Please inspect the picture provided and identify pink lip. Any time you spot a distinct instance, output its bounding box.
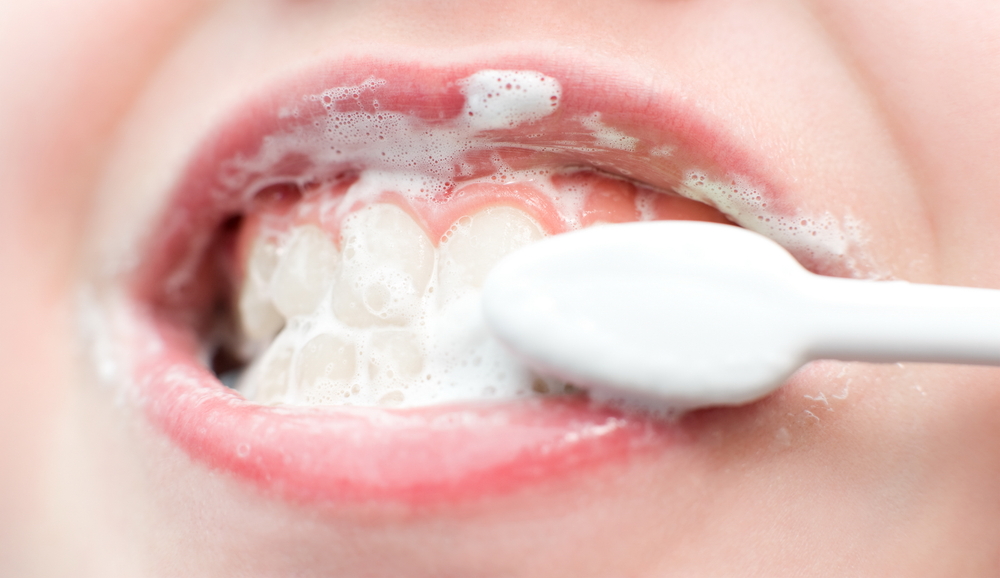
[124,55,788,505]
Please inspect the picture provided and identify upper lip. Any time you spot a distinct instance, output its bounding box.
[111,53,810,505]
[132,54,787,310]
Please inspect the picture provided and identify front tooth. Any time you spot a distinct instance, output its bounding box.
[438,205,545,295]
[270,225,339,319]
[333,204,434,326]
[295,332,356,402]
[238,236,284,343]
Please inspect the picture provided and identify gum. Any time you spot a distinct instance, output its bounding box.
[237,169,729,264]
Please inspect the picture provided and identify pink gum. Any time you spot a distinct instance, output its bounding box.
[235,172,733,275]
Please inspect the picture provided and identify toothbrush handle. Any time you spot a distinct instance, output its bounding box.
[804,276,1000,365]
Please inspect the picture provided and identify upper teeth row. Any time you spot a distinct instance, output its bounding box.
[236,202,556,407]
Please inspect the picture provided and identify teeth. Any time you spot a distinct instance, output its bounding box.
[243,332,296,404]
[377,390,406,407]
[368,330,424,407]
[332,204,434,327]
[270,225,340,319]
[295,332,356,401]
[438,206,545,296]
[238,236,284,343]
[368,329,424,380]
[238,201,551,408]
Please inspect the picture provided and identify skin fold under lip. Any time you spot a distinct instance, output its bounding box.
[96,54,857,505]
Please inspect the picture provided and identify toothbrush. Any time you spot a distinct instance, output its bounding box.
[481,221,1000,410]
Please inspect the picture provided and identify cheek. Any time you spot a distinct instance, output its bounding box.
[0,0,218,561]
[3,0,212,280]
[812,0,1000,285]
[0,0,205,402]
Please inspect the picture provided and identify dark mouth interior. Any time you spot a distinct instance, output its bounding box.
[204,213,250,387]
[195,187,308,387]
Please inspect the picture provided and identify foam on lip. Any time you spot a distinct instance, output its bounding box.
[578,112,639,152]
[459,70,562,131]
[676,171,878,279]
[237,69,565,202]
[219,70,870,278]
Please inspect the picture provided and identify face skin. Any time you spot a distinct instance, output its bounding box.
[4,0,1000,575]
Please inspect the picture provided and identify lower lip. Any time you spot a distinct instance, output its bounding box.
[131,307,680,504]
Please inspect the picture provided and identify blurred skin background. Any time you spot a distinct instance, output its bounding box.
[3,0,1000,575]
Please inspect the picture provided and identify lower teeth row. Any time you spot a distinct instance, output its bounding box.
[235,202,567,408]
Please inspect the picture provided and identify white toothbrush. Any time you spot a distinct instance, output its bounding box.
[482,221,1000,410]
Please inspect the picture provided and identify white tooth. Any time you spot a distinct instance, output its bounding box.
[239,204,549,409]
[295,332,356,402]
[270,225,339,319]
[438,206,545,294]
[333,204,434,326]
[377,390,406,407]
[368,330,424,380]
[238,236,283,342]
[241,332,295,404]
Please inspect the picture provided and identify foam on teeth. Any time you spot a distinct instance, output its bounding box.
[270,225,339,319]
[333,204,434,327]
[297,332,355,401]
[237,201,554,408]
[438,206,546,298]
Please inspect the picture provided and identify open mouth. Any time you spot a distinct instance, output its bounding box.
[87,55,865,504]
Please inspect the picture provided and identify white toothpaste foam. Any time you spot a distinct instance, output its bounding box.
[459,70,562,131]
[238,201,559,408]
[676,170,879,278]
[579,112,639,152]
